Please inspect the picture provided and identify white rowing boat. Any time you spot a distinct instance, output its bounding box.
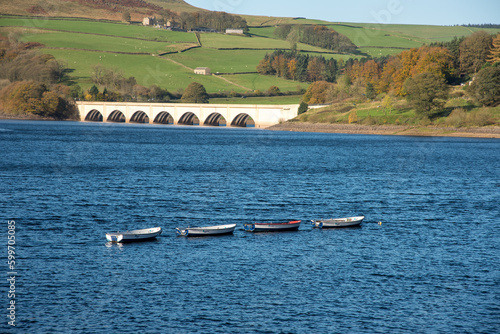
[176,224,237,237]
[311,216,364,228]
[106,227,162,242]
[244,220,301,232]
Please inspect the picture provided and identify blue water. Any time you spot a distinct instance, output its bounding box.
[1,120,499,333]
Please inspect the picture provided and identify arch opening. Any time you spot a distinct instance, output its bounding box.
[154,111,174,125]
[178,112,200,126]
[231,113,255,127]
[107,110,126,123]
[204,113,227,127]
[85,109,103,122]
[130,110,149,124]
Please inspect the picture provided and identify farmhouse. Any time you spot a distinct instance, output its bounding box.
[142,17,156,26]
[194,67,211,75]
[226,28,244,35]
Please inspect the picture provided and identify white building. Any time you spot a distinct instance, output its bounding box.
[143,17,156,26]
[226,28,244,35]
[194,67,211,75]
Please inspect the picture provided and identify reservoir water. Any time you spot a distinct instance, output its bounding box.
[1,120,499,333]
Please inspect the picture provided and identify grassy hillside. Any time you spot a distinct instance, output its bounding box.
[0,0,200,21]
[0,15,315,95]
[251,24,500,57]
[294,95,500,129]
[1,0,498,104]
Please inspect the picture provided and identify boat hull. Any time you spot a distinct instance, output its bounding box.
[176,224,236,237]
[244,220,301,232]
[106,227,162,242]
[311,216,364,228]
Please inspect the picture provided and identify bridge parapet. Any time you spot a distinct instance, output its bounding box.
[76,102,299,128]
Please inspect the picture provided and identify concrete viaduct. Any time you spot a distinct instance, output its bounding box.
[77,102,299,128]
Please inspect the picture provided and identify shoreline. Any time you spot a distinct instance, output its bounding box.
[267,122,500,139]
[2,115,500,139]
[0,113,79,122]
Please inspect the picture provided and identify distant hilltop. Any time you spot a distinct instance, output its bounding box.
[0,0,201,22]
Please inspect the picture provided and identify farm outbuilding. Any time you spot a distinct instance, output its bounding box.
[194,67,211,75]
[225,28,244,35]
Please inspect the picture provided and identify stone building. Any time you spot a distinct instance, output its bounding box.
[194,67,211,75]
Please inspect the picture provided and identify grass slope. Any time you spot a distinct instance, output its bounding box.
[1,15,321,96]
[0,0,198,21]
[1,1,498,104]
[0,17,197,42]
[20,30,179,54]
[295,97,500,129]
[44,49,241,93]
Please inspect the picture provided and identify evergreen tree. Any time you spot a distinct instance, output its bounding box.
[89,85,99,99]
[298,101,309,114]
[366,82,376,100]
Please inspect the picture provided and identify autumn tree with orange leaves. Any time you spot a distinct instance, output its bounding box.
[378,46,454,95]
[487,33,500,65]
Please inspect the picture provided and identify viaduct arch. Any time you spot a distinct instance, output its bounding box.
[77,102,299,128]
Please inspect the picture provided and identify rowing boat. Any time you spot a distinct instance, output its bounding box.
[106,227,162,242]
[311,216,364,228]
[176,224,237,237]
[244,220,301,232]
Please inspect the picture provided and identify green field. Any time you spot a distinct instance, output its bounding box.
[200,33,290,49]
[2,14,497,99]
[20,30,179,54]
[220,73,307,92]
[331,23,500,46]
[0,17,197,42]
[44,49,241,93]
[210,95,303,105]
[168,48,270,73]
[200,32,334,53]
[248,27,277,39]
[250,22,500,56]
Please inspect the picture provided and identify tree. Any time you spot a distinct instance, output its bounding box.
[256,55,273,75]
[365,82,376,100]
[302,81,334,104]
[288,58,298,81]
[410,46,454,80]
[181,82,208,103]
[307,57,326,82]
[0,80,75,119]
[88,85,99,99]
[348,111,358,124]
[122,11,131,23]
[69,85,82,99]
[382,94,393,113]
[459,31,493,75]
[403,72,449,116]
[487,33,500,65]
[378,56,401,94]
[298,101,308,115]
[149,85,170,102]
[271,54,287,78]
[267,85,281,96]
[469,66,500,106]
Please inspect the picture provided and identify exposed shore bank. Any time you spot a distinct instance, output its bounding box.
[2,114,499,139]
[268,122,500,139]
